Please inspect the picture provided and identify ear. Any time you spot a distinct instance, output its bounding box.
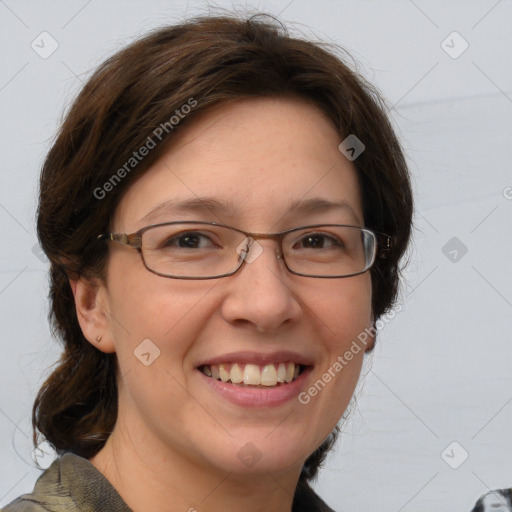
[363,314,376,353]
[69,275,116,354]
[364,331,376,352]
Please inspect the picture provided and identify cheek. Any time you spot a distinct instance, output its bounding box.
[104,252,206,365]
[300,275,372,429]
[317,274,373,343]
[104,267,212,422]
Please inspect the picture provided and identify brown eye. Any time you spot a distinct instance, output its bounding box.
[294,233,343,249]
[162,231,217,249]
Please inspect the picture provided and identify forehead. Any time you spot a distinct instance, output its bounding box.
[113,97,363,231]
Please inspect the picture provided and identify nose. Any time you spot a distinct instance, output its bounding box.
[219,238,302,332]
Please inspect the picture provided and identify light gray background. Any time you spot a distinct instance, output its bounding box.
[1,1,511,511]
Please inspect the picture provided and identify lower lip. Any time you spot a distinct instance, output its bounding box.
[198,367,312,408]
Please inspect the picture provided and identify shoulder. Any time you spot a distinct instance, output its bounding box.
[1,498,54,512]
[293,479,336,512]
[1,454,79,512]
[2,452,131,512]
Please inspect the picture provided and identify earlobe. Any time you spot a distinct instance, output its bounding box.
[363,314,376,353]
[364,330,376,352]
[69,275,116,354]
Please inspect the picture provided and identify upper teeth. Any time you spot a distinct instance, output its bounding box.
[201,362,301,386]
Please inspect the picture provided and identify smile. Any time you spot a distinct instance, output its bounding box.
[199,362,305,387]
[195,351,314,407]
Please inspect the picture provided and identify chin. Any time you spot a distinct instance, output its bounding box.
[196,427,319,476]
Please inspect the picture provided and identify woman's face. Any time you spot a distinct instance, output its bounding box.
[96,97,373,476]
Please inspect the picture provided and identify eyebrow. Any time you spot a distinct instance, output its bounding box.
[287,197,361,223]
[139,197,234,224]
[139,196,362,225]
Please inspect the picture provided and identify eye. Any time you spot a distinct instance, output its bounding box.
[164,231,218,249]
[293,232,344,250]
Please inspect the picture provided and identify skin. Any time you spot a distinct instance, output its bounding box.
[71,97,375,512]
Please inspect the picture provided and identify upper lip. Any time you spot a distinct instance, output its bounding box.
[195,350,314,367]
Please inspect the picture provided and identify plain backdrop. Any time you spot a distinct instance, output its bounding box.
[1,1,511,511]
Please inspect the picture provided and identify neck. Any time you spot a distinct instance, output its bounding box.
[88,408,303,512]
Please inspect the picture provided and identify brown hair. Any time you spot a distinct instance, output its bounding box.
[33,12,413,499]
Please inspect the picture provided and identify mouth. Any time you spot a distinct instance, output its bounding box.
[195,352,314,407]
[198,362,307,388]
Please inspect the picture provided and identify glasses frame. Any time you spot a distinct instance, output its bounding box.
[97,220,391,280]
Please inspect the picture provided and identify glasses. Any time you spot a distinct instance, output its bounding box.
[97,221,391,279]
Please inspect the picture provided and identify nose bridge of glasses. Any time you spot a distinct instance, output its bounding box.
[237,232,283,263]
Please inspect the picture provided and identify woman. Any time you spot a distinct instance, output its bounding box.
[2,13,413,512]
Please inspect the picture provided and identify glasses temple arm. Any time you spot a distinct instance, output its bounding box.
[97,233,142,248]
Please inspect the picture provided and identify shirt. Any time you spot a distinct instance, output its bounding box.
[1,452,335,512]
